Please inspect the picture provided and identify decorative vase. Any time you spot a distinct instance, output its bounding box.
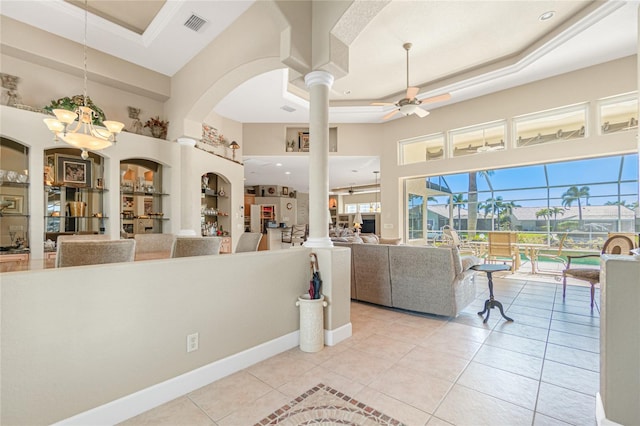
[150,126,163,138]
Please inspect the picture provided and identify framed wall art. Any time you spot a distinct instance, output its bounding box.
[0,195,23,214]
[56,155,92,187]
[298,131,310,152]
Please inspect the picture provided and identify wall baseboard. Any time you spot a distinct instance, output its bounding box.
[54,331,300,426]
[325,322,352,346]
[596,392,623,426]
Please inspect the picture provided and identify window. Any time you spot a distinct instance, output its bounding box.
[408,194,424,239]
[450,122,505,157]
[344,203,380,213]
[399,133,445,164]
[599,92,638,135]
[514,103,587,147]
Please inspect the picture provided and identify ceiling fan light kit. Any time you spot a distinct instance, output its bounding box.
[373,42,450,120]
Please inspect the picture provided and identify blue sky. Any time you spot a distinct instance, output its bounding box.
[429,154,639,208]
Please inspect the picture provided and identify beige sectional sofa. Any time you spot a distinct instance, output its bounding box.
[334,242,479,317]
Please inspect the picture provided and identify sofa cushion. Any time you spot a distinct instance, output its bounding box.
[351,244,392,305]
[379,237,402,245]
[388,245,458,316]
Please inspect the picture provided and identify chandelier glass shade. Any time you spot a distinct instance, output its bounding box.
[42,0,123,157]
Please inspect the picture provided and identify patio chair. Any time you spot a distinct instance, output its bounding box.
[562,234,635,308]
[485,231,519,272]
[535,233,568,276]
[170,236,222,258]
[607,232,638,249]
[441,225,475,255]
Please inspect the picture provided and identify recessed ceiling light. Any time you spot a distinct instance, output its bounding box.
[343,90,351,95]
[539,11,555,21]
[276,163,282,167]
[280,105,296,112]
[285,171,291,175]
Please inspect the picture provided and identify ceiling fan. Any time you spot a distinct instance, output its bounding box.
[372,42,451,120]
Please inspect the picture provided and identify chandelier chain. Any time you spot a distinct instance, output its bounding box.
[83,0,88,107]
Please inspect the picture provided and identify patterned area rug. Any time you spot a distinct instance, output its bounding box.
[255,383,405,425]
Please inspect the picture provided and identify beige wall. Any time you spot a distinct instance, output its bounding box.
[0,248,335,425]
[0,16,169,124]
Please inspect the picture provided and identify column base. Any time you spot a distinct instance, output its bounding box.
[177,229,198,236]
[304,237,334,248]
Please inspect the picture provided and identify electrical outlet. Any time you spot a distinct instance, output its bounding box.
[187,332,199,353]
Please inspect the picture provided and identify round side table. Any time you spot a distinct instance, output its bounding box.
[471,263,514,323]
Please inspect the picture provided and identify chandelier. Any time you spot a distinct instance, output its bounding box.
[43,0,124,160]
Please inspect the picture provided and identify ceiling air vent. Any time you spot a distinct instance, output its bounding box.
[280,105,296,113]
[183,14,207,32]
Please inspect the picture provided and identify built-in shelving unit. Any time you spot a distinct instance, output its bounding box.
[0,138,30,262]
[120,159,168,238]
[201,172,230,235]
[44,148,106,246]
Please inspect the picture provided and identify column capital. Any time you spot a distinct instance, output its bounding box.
[304,71,334,89]
[177,137,197,147]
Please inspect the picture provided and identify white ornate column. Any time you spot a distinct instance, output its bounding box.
[304,70,334,248]
[177,137,198,236]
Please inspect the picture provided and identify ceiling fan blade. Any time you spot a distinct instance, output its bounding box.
[419,92,451,105]
[406,86,419,99]
[383,109,400,120]
[414,107,429,118]
[371,102,395,106]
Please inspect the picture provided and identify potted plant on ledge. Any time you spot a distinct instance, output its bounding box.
[144,116,169,139]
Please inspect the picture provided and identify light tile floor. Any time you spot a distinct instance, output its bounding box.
[121,273,600,426]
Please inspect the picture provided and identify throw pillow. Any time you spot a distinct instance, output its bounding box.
[360,234,379,244]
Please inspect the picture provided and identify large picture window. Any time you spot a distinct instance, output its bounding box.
[404,154,638,249]
[408,194,424,240]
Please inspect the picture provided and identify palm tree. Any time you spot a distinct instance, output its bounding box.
[467,170,494,238]
[452,193,467,230]
[499,199,521,230]
[535,208,550,221]
[549,207,565,231]
[561,186,590,225]
[605,200,630,207]
[483,196,502,230]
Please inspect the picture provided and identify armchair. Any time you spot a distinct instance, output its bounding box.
[562,234,635,308]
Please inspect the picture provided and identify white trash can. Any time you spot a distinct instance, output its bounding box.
[296,294,327,352]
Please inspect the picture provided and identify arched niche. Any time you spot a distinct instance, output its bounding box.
[120,158,168,237]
